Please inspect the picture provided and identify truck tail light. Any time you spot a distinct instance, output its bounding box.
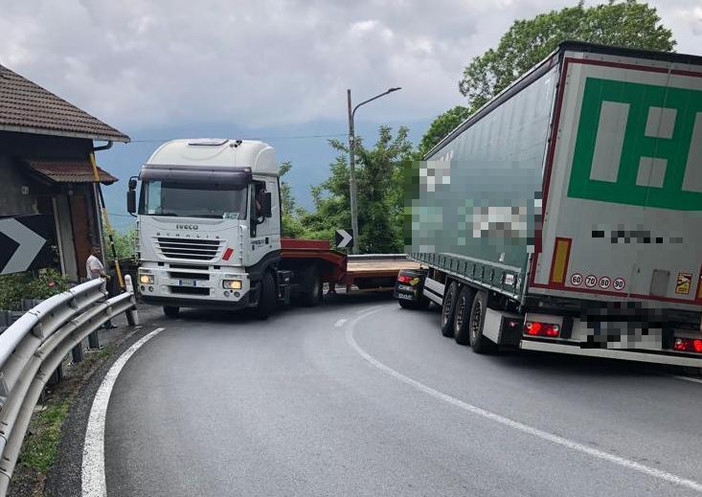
[397,274,412,284]
[673,337,702,354]
[524,321,560,337]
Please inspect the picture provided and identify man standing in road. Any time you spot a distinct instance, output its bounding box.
[86,245,117,329]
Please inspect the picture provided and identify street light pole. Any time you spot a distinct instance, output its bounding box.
[347,87,401,254]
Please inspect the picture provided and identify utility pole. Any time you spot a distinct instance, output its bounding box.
[346,87,401,254]
[347,90,359,254]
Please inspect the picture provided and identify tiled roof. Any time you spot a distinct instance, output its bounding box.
[26,160,118,185]
[0,64,130,142]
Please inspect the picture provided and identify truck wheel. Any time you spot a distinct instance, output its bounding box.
[163,306,179,318]
[255,272,277,320]
[453,286,476,345]
[301,267,323,307]
[469,291,497,354]
[440,281,459,337]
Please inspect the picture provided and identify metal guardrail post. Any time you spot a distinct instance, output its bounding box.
[88,331,100,349]
[124,275,140,327]
[71,342,84,363]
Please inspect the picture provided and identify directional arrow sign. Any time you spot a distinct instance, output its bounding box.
[0,218,48,275]
[335,229,353,249]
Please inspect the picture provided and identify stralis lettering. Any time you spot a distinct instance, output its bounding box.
[176,224,199,230]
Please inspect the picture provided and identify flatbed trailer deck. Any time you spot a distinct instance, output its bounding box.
[280,239,418,291]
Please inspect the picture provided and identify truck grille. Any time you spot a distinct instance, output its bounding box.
[156,237,222,261]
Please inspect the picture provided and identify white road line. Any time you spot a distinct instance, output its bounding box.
[355,305,382,315]
[82,327,165,497]
[672,375,702,385]
[335,319,348,328]
[346,309,702,494]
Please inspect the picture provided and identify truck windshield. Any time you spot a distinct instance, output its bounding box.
[138,180,248,219]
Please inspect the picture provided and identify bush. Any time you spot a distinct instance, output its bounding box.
[104,229,137,261]
[0,268,71,311]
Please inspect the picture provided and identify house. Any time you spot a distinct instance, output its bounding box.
[0,62,130,281]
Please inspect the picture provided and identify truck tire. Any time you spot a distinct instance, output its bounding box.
[301,267,323,307]
[469,290,497,354]
[440,281,459,337]
[453,286,476,345]
[163,306,179,318]
[255,272,277,320]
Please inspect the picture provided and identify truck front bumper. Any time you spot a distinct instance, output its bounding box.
[137,264,254,309]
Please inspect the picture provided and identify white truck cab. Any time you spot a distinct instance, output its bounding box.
[127,138,283,318]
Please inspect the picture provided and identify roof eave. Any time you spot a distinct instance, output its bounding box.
[0,123,130,143]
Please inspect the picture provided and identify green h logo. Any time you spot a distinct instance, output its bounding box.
[568,77,702,210]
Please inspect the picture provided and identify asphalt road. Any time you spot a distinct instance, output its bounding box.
[100,295,702,497]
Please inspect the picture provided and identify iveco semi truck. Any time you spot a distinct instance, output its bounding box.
[127,139,329,319]
[396,42,702,368]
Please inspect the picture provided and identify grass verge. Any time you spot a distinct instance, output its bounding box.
[8,344,115,497]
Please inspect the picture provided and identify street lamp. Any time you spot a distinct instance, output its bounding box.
[347,87,401,254]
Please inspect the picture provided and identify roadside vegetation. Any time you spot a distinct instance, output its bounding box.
[0,269,70,311]
[9,345,114,497]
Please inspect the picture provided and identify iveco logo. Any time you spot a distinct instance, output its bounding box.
[176,224,199,230]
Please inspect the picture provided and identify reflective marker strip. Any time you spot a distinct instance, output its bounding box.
[222,248,234,261]
[549,237,572,287]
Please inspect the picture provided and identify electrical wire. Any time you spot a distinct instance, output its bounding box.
[129,133,347,143]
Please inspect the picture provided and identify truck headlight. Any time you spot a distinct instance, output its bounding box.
[223,280,242,290]
[139,274,154,284]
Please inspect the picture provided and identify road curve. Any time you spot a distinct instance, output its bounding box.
[100,296,702,497]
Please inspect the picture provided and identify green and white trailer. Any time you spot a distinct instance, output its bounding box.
[396,42,702,367]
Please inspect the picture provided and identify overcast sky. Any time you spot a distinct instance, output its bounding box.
[2,0,701,225]
[1,0,700,134]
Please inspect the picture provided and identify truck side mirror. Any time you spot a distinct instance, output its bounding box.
[262,192,272,218]
[128,177,138,191]
[127,190,136,214]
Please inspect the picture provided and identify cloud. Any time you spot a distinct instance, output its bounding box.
[0,0,699,131]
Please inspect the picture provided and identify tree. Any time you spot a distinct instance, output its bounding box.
[460,0,675,109]
[421,0,676,153]
[105,229,137,260]
[301,126,418,252]
[279,161,310,238]
[419,105,471,156]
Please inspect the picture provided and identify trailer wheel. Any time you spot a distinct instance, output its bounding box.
[301,267,323,307]
[255,272,277,320]
[163,306,179,318]
[453,286,476,345]
[469,290,497,354]
[440,281,459,337]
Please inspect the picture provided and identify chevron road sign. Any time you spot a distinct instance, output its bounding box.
[335,229,353,249]
[0,215,54,275]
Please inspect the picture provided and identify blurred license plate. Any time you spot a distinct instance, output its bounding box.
[179,279,197,287]
[397,284,414,292]
[397,293,414,301]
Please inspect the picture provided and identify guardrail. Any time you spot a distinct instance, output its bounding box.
[0,276,139,495]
